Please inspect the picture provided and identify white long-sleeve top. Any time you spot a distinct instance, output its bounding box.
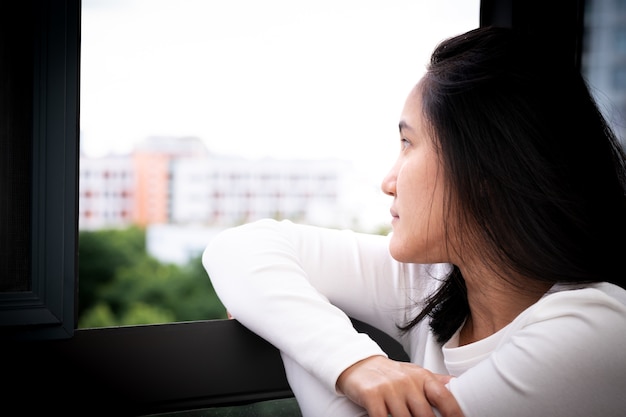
[202,218,626,417]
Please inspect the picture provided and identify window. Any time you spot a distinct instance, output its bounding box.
[582,0,626,146]
[4,1,602,416]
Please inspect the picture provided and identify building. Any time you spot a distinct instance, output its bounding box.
[170,155,352,227]
[131,136,209,227]
[79,154,134,230]
[79,136,358,232]
[582,0,626,145]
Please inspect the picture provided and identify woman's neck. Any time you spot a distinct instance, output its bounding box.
[458,268,552,346]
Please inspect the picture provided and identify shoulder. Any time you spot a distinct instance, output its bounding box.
[507,282,626,351]
[529,282,626,320]
[451,284,626,416]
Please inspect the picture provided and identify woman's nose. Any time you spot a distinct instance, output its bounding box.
[381,167,396,197]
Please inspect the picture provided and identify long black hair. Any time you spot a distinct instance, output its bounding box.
[401,26,626,343]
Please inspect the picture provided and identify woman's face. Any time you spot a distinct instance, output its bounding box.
[381,83,449,264]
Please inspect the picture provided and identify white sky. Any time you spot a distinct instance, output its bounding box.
[81,0,479,174]
[80,1,478,230]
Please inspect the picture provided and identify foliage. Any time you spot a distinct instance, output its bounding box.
[77,226,146,317]
[78,227,227,328]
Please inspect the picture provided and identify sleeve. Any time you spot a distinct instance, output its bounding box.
[202,218,421,391]
[448,287,626,417]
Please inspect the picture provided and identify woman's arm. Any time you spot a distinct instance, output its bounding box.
[202,219,419,390]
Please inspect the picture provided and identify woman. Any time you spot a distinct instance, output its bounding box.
[203,26,626,417]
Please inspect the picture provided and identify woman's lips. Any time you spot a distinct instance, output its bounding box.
[390,208,399,223]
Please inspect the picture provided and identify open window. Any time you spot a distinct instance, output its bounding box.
[3,0,608,416]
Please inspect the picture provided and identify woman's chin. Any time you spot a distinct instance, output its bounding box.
[388,238,411,263]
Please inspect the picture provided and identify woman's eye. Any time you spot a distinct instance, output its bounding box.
[400,138,411,150]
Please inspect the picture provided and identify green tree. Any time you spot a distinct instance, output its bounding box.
[78,227,227,328]
[78,226,147,317]
[77,303,117,329]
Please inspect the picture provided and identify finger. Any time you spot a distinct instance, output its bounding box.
[405,394,437,417]
[361,386,420,417]
[400,367,438,417]
[360,400,392,417]
[434,373,453,385]
[424,378,464,417]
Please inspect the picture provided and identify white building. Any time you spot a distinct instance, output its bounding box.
[79,154,134,230]
[170,155,354,228]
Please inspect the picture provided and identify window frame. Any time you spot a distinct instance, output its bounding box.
[0,0,79,340]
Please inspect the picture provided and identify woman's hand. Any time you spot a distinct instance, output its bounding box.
[336,355,464,417]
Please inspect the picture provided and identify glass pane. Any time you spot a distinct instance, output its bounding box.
[79,0,480,328]
[581,0,626,147]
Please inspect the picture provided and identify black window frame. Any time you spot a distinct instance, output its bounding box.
[0,0,79,339]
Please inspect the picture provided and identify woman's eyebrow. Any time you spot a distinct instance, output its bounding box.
[399,120,414,133]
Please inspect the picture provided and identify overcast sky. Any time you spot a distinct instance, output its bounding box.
[81,0,478,170]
